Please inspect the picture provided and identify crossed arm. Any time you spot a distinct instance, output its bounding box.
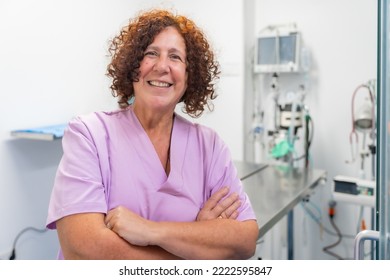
[56,187,259,260]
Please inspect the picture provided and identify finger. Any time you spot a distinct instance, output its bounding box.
[105,208,117,229]
[212,192,239,215]
[228,210,239,220]
[105,214,113,229]
[223,199,242,218]
[202,186,230,211]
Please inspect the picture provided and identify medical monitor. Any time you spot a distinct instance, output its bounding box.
[254,31,301,73]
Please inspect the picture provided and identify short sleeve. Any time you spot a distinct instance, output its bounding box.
[46,116,108,229]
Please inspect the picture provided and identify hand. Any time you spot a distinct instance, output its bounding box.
[196,186,241,221]
[105,206,154,246]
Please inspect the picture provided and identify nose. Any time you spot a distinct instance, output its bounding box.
[153,55,170,73]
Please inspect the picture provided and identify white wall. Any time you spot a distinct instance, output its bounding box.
[0,0,244,259]
[245,0,377,259]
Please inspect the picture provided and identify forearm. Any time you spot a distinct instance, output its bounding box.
[63,230,179,260]
[149,219,258,260]
[57,213,180,260]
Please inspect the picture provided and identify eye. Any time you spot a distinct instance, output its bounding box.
[144,50,158,57]
[170,54,183,62]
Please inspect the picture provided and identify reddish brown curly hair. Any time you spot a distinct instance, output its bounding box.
[106,9,220,117]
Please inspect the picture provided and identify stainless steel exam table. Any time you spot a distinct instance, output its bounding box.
[234,160,327,259]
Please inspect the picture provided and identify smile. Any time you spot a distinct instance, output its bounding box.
[148,81,172,88]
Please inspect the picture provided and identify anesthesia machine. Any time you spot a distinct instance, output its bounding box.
[250,23,312,167]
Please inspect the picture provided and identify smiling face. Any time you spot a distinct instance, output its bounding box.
[132,26,188,115]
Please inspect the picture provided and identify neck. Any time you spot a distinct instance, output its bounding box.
[132,104,175,133]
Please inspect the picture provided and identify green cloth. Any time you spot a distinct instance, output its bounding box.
[271,139,292,158]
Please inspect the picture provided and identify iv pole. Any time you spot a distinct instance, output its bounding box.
[349,81,376,259]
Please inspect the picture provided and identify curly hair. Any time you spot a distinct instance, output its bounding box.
[106,9,220,117]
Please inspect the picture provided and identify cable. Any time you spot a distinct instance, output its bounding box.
[306,113,314,167]
[322,201,344,260]
[300,201,355,239]
[293,113,314,164]
[323,217,344,259]
[323,217,343,259]
[301,200,321,221]
[8,226,48,260]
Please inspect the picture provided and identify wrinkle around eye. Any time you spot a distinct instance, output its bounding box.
[170,55,184,62]
[144,51,158,57]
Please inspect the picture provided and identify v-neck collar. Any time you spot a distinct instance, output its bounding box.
[121,107,189,189]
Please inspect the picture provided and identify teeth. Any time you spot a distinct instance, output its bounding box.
[149,81,171,87]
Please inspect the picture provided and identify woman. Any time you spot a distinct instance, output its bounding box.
[46,9,258,260]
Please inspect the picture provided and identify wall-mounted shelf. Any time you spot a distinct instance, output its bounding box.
[10,123,67,141]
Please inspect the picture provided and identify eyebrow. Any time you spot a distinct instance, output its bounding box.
[146,45,186,57]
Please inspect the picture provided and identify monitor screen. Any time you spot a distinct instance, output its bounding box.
[257,37,277,65]
[255,32,300,73]
[279,34,297,64]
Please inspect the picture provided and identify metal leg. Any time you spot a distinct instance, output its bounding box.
[371,207,375,259]
[288,210,294,260]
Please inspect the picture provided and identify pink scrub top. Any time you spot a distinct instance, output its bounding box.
[46,106,256,234]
